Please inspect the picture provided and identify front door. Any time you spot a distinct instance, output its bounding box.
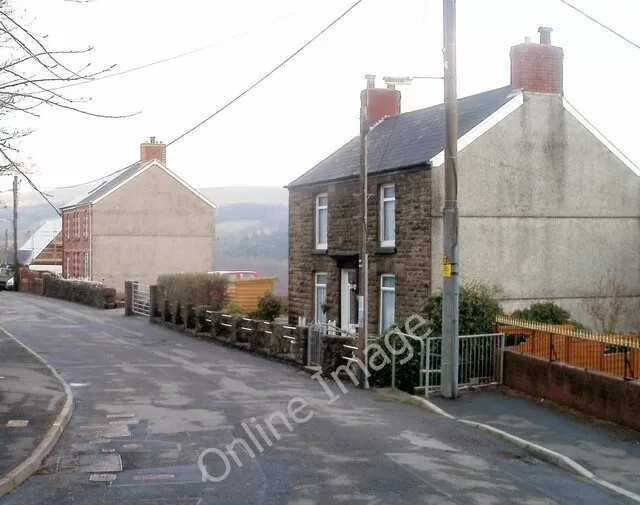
[341,269,358,333]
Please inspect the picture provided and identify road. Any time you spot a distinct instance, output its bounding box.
[0,292,633,505]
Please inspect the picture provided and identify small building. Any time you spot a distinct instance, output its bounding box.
[285,27,640,333]
[20,218,63,274]
[60,138,217,293]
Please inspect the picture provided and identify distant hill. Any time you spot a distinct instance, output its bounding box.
[0,184,289,294]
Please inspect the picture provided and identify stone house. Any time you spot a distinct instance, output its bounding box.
[286,27,640,333]
[60,138,217,293]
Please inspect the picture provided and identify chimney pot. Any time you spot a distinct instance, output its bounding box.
[510,27,563,94]
[140,137,166,165]
[538,26,553,45]
[365,74,376,89]
[524,36,532,43]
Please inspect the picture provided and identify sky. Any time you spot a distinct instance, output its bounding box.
[1,0,639,196]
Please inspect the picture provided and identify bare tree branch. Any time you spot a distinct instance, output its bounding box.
[0,0,134,178]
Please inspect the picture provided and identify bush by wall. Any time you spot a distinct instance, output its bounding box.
[255,292,282,321]
[369,281,504,393]
[43,276,116,309]
[511,301,571,325]
[223,300,246,315]
[157,273,228,309]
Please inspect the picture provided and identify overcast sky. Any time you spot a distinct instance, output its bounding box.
[2,0,639,196]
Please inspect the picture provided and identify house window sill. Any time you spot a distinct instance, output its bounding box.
[312,249,328,255]
[376,247,396,255]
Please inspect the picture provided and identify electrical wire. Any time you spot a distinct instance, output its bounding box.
[0,151,61,216]
[559,0,640,51]
[160,0,366,152]
[8,0,366,213]
[39,5,315,94]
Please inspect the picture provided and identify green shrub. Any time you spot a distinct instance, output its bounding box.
[424,281,504,335]
[157,273,228,309]
[511,301,570,325]
[368,281,504,393]
[255,292,282,321]
[368,315,434,393]
[223,300,246,315]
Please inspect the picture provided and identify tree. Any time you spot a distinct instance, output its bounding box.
[0,0,131,176]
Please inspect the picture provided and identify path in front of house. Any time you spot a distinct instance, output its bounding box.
[428,387,640,495]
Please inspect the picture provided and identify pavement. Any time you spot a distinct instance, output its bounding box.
[427,387,640,496]
[0,291,637,504]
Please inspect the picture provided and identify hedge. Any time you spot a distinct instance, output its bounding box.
[157,273,228,309]
[43,276,116,309]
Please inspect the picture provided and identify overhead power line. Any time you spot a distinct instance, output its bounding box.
[0,152,61,217]
[161,0,366,151]
[42,6,314,94]
[559,0,640,51]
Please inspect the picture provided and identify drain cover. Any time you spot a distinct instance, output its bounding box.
[109,419,139,426]
[90,473,117,482]
[7,420,29,428]
[107,413,136,419]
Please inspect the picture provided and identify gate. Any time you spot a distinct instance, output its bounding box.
[132,282,151,317]
[425,333,505,397]
[307,323,325,367]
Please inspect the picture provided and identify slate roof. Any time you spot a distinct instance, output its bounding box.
[286,85,521,188]
[60,161,143,209]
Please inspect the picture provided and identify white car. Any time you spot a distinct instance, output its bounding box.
[4,276,14,291]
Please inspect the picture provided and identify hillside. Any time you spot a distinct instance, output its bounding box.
[0,185,289,294]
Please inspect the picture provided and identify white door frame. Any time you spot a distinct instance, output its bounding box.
[341,269,357,333]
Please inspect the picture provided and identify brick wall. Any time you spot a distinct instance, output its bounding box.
[62,204,91,278]
[510,40,563,94]
[504,350,640,431]
[288,167,431,332]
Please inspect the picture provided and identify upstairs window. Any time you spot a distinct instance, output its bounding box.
[83,211,88,239]
[315,194,328,250]
[380,184,395,247]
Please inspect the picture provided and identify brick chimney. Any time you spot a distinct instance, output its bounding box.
[360,74,401,131]
[510,26,564,94]
[140,136,167,165]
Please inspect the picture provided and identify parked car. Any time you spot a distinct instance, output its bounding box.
[4,276,14,291]
[208,270,260,281]
[0,267,14,290]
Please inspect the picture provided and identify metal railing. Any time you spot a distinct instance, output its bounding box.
[132,282,151,317]
[424,333,505,397]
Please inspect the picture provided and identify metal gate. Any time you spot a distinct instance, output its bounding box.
[425,333,505,397]
[132,282,151,317]
[307,323,325,366]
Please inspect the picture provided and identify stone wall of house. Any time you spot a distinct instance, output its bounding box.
[288,167,432,333]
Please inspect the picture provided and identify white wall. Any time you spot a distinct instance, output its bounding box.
[431,92,640,330]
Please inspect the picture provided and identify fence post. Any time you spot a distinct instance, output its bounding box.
[124,280,133,316]
[210,311,221,339]
[148,285,158,319]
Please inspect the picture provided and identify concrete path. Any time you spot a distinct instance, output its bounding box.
[428,387,640,495]
[0,331,67,481]
[0,291,635,504]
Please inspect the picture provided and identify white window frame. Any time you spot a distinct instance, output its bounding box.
[315,193,328,250]
[314,272,328,324]
[380,184,396,247]
[379,274,396,333]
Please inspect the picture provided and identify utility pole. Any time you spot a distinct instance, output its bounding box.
[440,0,460,399]
[357,75,373,389]
[12,175,19,291]
[4,228,8,264]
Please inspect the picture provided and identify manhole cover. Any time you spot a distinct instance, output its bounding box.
[107,413,136,419]
[122,443,144,449]
[7,420,29,427]
[79,424,130,439]
[80,454,123,473]
[109,419,139,426]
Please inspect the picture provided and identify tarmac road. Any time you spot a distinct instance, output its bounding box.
[0,292,633,505]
